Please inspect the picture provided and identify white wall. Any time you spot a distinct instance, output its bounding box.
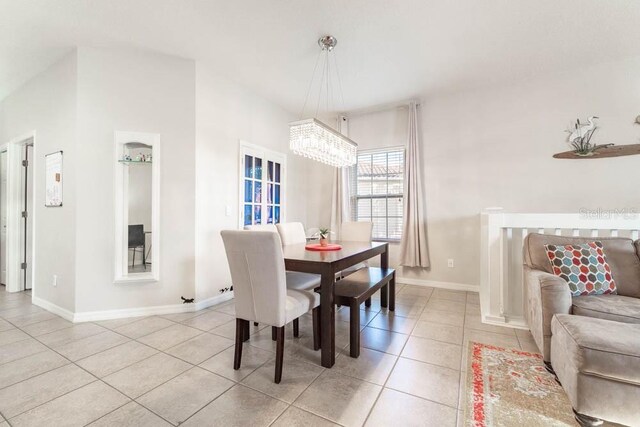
[194,63,327,301]
[347,55,640,288]
[74,47,196,313]
[0,52,78,311]
[0,47,327,317]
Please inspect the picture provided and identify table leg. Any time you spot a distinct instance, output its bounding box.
[380,245,389,308]
[320,268,335,368]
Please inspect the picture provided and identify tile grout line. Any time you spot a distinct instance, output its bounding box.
[4,317,158,424]
[167,319,292,426]
[2,289,479,426]
[361,288,432,425]
[2,313,183,424]
[457,292,474,423]
[79,400,132,427]
[130,365,212,427]
[0,325,105,421]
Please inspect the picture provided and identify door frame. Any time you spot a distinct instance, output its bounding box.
[3,130,37,293]
[237,140,287,228]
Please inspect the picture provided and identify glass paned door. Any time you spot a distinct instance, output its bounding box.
[266,160,282,224]
[243,154,264,226]
[239,143,286,228]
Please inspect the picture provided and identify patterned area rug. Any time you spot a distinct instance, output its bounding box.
[464,342,577,426]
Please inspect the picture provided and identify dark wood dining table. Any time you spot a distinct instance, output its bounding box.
[282,240,389,368]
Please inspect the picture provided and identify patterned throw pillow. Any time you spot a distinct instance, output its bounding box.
[544,241,617,296]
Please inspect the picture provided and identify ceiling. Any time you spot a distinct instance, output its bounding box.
[2,0,640,114]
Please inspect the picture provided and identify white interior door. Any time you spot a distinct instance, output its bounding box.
[239,142,286,228]
[0,151,7,285]
[24,144,33,290]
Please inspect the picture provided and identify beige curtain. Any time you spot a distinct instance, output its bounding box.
[330,116,351,238]
[400,102,430,267]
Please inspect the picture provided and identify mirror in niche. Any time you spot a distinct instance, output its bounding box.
[125,142,152,274]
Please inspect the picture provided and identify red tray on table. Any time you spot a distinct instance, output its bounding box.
[305,243,342,251]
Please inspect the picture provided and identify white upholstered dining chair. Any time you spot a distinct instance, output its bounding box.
[339,221,373,278]
[275,222,322,292]
[275,222,307,245]
[244,224,278,232]
[221,230,320,383]
[246,223,320,292]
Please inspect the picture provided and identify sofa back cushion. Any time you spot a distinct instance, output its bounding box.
[524,233,640,298]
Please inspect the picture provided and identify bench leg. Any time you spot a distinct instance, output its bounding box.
[349,301,360,358]
[254,322,259,326]
[389,276,395,311]
[381,283,388,308]
[293,318,299,337]
[312,306,321,350]
[365,297,371,308]
[272,326,277,341]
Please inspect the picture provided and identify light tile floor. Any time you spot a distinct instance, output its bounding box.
[0,285,538,427]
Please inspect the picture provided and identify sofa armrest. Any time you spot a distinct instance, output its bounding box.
[524,266,572,361]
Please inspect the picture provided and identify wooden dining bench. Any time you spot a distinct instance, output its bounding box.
[334,266,395,358]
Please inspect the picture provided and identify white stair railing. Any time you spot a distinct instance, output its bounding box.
[480,208,640,329]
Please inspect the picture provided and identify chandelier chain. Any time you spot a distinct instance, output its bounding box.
[300,49,323,120]
[332,49,346,113]
[326,49,330,116]
[315,51,327,118]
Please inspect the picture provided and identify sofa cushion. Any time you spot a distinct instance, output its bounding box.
[551,314,640,385]
[572,294,640,324]
[545,241,617,296]
[524,233,640,298]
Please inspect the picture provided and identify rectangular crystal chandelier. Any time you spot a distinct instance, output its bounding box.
[289,118,357,168]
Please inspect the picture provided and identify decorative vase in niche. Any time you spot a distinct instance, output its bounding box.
[320,238,329,247]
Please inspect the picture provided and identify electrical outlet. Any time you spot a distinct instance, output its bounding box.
[447,259,454,268]
[52,275,57,287]
[225,205,232,217]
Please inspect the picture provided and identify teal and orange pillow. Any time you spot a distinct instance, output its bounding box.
[544,241,617,296]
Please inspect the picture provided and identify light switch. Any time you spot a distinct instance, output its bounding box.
[225,205,232,217]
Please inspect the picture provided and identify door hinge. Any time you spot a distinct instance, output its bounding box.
[21,262,27,270]
[21,211,28,218]
[22,160,28,167]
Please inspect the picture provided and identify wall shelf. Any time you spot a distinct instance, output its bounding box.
[553,143,640,159]
[118,160,152,165]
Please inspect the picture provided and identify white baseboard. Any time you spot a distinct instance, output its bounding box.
[195,292,234,311]
[396,277,479,293]
[32,296,75,322]
[34,292,235,323]
[482,313,529,330]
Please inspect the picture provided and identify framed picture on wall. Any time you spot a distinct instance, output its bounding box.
[45,151,63,207]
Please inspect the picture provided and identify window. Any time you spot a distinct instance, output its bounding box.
[240,142,285,227]
[352,148,404,240]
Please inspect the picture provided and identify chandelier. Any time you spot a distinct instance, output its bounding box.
[289,36,357,168]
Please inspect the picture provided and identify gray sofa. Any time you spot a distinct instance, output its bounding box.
[523,233,640,426]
